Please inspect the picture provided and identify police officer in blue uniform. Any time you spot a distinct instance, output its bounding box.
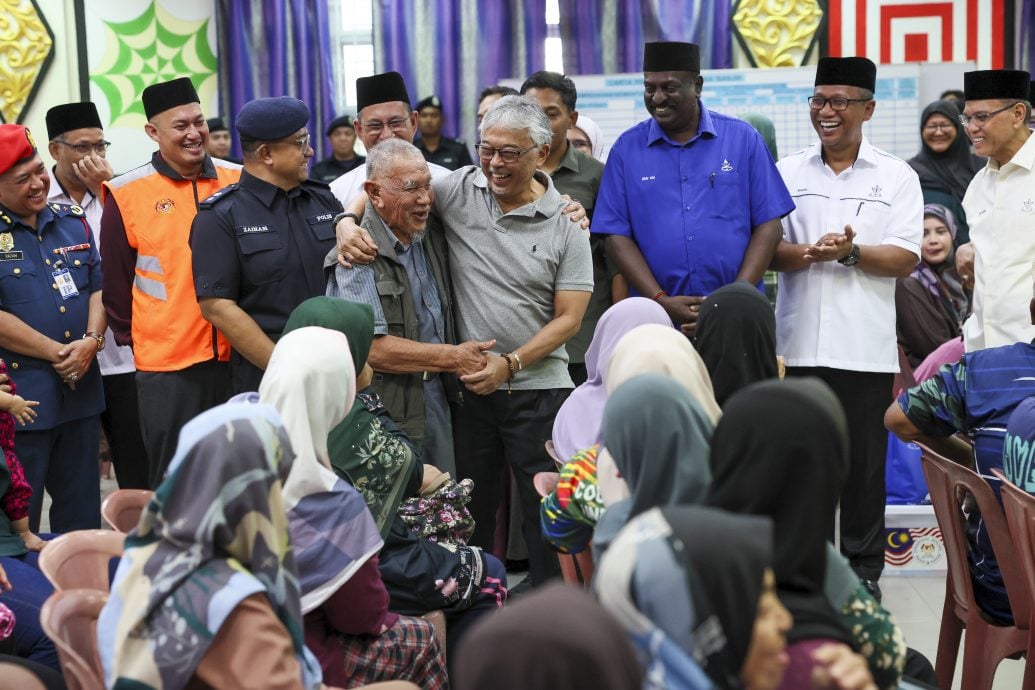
[414,95,474,170]
[0,124,105,531]
[191,97,344,394]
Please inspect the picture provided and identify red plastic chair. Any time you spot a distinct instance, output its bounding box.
[534,471,595,587]
[992,468,1035,689]
[38,588,107,690]
[38,530,124,592]
[101,489,153,533]
[920,446,1031,690]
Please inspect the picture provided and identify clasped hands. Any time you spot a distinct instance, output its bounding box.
[804,224,856,264]
[52,337,98,388]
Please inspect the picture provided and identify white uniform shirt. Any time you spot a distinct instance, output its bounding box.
[329,160,452,207]
[775,139,922,373]
[48,175,136,376]
[961,131,1035,351]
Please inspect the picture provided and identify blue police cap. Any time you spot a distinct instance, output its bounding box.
[236,97,310,141]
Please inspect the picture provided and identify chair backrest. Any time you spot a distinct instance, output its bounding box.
[38,588,107,690]
[533,471,560,498]
[993,468,1035,620]
[100,489,153,533]
[38,530,125,592]
[920,446,1031,626]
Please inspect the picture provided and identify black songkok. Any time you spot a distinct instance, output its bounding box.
[142,77,200,120]
[962,70,1032,101]
[45,102,103,140]
[643,42,701,73]
[356,72,411,113]
[815,57,877,92]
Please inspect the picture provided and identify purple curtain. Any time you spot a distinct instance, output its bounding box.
[1022,0,1035,74]
[215,0,337,159]
[559,0,732,75]
[376,0,547,143]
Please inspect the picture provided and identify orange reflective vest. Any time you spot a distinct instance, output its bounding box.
[102,158,240,371]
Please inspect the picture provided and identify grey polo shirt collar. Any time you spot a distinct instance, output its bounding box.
[470,168,562,219]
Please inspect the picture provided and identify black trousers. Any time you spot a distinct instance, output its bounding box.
[136,360,231,487]
[100,372,149,490]
[453,388,567,586]
[785,366,893,581]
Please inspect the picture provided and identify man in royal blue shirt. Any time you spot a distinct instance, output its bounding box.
[592,41,794,334]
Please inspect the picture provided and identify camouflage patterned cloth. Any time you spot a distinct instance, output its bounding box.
[98,402,322,690]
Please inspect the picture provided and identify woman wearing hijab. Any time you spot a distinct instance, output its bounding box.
[895,204,970,369]
[707,379,905,689]
[453,582,642,690]
[694,281,779,407]
[591,373,715,559]
[595,505,792,690]
[907,100,984,244]
[282,298,506,652]
[98,402,329,690]
[259,327,448,688]
[568,114,606,161]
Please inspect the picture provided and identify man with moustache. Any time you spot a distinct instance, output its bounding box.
[100,77,241,485]
[192,97,341,394]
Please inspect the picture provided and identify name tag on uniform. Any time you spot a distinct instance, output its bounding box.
[236,225,272,234]
[0,251,23,261]
[307,213,335,225]
[53,268,79,299]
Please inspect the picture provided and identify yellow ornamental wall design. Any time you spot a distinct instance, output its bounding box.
[733,0,824,68]
[0,0,53,123]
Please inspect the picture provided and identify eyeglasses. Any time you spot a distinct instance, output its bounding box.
[807,96,871,111]
[475,143,537,163]
[922,122,956,133]
[361,118,410,135]
[959,103,1016,127]
[54,140,111,155]
[270,133,311,152]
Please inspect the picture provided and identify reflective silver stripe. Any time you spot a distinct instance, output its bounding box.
[136,254,163,275]
[134,275,167,301]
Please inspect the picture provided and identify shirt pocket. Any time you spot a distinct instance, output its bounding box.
[375,279,406,333]
[308,218,336,243]
[236,230,286,285]
[0,268,44,304]
[707,172,747,223]
[849,200,891,245]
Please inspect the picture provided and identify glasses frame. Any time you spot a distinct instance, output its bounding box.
[959,103,1017,127]
[267,132,311,153]
[360,117,411,135]
[922,122,956,133]
[475,143,537,163]
[54,140,111,155]
[807,96,872,111]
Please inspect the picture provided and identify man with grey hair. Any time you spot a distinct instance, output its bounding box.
[336,95,593,586]
[324,138,494,474]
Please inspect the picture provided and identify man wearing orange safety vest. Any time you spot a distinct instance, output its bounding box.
[100,77,241,486]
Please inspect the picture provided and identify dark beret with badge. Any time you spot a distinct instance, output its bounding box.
[356,71,411,112]
[0,125,39,177]
[236,97,311,141]
[643,41,701,73]
[207,116,229,133]
[416,95,443,113]
[142,77,200,120]
[963,69,1032,102]
[45,102,103,141]
[324,114,355,137]
[815,57,877,92]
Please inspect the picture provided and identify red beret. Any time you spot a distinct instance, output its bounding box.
[0,125,38,177]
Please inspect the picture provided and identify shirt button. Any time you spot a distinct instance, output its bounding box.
[64,330,71,338]
[12,268,19,274]
[59,306,66,313]
[44,259,51,266]
[74,260,81,266]
[38,236,43,242]
[685,206,691,211]
[52,282,58,290]
[682,176,688,181]
[10,362,17,370]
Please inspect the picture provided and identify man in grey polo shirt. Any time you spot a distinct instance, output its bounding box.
[337,96,593,586]
[325,138,495,474]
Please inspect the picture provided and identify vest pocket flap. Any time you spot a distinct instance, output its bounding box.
[235,229,285,255]
[375,280,405,297]
[308,219,336,241]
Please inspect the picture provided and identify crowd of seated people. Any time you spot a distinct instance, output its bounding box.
[1,28,1033,690]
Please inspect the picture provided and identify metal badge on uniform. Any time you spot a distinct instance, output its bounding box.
[53,268,79,299]
[0,232,23,261]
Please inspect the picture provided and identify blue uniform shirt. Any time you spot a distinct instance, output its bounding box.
[592,103,794,297]
[0,202,104,429]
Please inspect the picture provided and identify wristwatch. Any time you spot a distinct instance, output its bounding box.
[837,245,861,266]
[332,211,360,227]
[82,331,105,351]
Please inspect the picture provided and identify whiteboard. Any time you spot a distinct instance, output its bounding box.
[506,62,975,163]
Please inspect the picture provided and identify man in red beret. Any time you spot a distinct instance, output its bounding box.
[0,124,106,531]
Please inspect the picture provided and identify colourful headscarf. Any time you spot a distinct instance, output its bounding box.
[99,402,322,690]
[551,297,673,461]
[259,327,382,613]
[910,203,969,325]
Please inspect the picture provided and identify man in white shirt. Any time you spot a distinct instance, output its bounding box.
[955,69,1034,351]
[329,72,450,208]
[771,57,922,596]
[45,102,149,489]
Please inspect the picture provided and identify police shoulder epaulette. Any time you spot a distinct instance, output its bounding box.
[199,183,240,208]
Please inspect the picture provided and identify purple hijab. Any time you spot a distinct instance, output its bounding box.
[552,298,673,461]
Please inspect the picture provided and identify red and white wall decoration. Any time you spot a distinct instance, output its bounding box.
[827,0,1006,68]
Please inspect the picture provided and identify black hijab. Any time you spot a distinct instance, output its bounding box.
[908,99,985,201]
[706,378,854,645]
[694,281,778,407]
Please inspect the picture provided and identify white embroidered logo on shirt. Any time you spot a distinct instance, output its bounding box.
[641,175,656,182]
[721,159,734,172]
[869,185,883,198]
[1023,199,1034,214]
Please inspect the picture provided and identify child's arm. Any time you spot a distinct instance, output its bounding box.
[10,517,45,552]
[0,391,38,426]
